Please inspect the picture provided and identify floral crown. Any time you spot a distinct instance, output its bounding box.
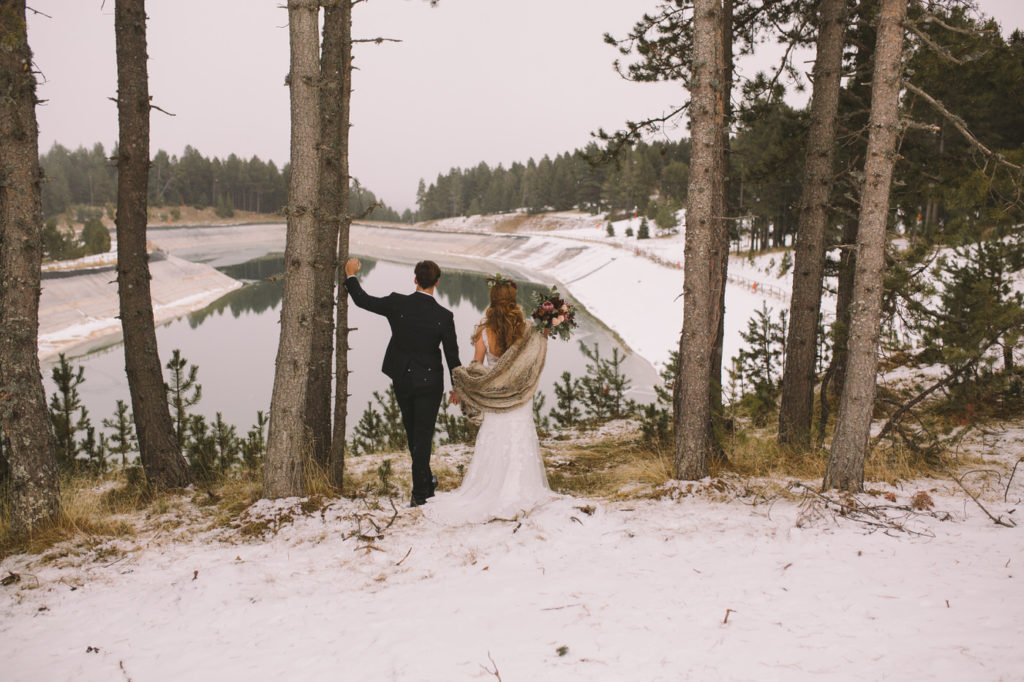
[486,273,517,289]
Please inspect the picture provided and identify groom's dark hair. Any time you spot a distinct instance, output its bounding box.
[414,260,441,289]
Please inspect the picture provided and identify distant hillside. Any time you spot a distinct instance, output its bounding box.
[39,142,405,223]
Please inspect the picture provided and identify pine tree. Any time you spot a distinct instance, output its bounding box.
[164,349,202,447]
[81,218,111,255]
[639,351,678,445]
[654,202,679,234]
[47,354,93,471]
[674,0,729,480]
[321,0,355,490]
[924,237,1024,376]
[734,303,788,425]
[114,0,192,488]
[0,0,61,530]
[778,0,847,448]
[186,415,217,481]
[825,0,908,492]
[349,388,407,456]
[213,412,239,473]
[579,342,634,421]
[550,372,584,428]
[265,0,322,498]
[241,410,268,471]
[103,399,138,469]
[637,218,651,240]
[532,393,552,437]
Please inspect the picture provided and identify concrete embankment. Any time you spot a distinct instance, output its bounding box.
[38,252,242,360]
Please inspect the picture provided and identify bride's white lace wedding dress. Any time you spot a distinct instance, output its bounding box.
[424,332,555,525]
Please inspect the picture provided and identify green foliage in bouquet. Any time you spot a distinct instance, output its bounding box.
[529,286,578,341]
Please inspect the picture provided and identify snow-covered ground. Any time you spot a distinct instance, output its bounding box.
[2,425,1022,681]
[8,212,1023,681]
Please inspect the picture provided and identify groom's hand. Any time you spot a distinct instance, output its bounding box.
[345,257,361,278]
[449,389,460,405]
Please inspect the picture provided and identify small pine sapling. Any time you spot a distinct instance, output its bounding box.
[165,349,202,448]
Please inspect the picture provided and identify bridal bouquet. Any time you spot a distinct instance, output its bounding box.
[529,286,578,341]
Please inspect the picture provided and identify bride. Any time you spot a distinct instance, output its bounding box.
[424,275,556,525]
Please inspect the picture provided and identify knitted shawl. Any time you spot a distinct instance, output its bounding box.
[452,323,547,425]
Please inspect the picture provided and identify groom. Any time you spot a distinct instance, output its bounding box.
[343,258,461,507]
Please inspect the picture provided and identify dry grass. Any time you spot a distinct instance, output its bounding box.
[545,437,674,499]
[0,409,1000,561]
[0,471,143,561]
[197,468,264,529]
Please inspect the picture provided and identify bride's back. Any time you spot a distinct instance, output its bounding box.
[475,280,525,357]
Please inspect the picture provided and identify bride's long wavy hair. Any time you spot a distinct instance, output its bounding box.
[472,281,526,356]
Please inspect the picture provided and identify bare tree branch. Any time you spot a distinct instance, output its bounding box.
[947,468,1017,528]
[919,12,991,36]
[906,22,964,64]
[903,80,1024,177]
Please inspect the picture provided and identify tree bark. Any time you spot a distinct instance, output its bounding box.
[326,0,354,490]
[707,0,733,468]
[0,0,61,531]
[304,0,351,475]
[674,0,728,480]
[114,0,192,488]
[778,0,848,449]
[265,0,321,498]
[824,0,907,492]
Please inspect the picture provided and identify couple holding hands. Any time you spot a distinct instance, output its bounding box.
[343,257,555,524]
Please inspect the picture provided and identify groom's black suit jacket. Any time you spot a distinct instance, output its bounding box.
[344,276,461,388]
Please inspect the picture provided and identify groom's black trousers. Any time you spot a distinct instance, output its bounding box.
[394,379,442,501]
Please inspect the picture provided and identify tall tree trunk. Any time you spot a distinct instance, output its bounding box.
[708,0,733,468]
[265,0,321,498]
[327,0,354,490]
[824,0,906,492]
[778,0,847,449]
[0,0,61,531]
[305,0,351,476]
[674,0,727,480]
[115,0,191,488]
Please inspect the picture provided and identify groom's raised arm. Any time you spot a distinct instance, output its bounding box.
[344,276,392,316]
[343,258,391,316]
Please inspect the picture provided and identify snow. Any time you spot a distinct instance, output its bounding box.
[2,443,1022,680]
[411,211,800,370]
[10,213,1023,681]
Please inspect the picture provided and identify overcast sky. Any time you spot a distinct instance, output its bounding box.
[27,0,1024,213]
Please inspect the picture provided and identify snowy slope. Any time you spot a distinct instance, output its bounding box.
[1,447,1022,681]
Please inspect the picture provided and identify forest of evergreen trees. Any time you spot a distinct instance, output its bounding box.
[38,143,404,223]
[414,140,691,221]
[416,20,1024,251]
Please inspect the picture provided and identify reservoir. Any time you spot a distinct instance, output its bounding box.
[41,249,660,441]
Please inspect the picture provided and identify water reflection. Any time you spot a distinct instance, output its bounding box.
[195,255,554,326]
[43,256,659,438]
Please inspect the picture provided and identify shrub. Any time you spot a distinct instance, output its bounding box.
[637,218,650,240]
[81,218,111,255]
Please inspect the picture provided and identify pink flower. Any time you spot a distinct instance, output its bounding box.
[560,304,569,313]
[553,316,564,326]
[542,301,555,312]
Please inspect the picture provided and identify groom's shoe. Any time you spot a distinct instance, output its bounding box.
[410,494,428,508]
